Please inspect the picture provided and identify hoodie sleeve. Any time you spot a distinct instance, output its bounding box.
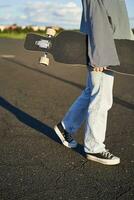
[80,0,120,67]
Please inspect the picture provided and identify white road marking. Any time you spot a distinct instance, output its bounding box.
[0,54,16,58]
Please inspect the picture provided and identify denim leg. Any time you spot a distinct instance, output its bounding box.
[84,71,114,153]
[62,71,92,133]
[62,69,114,153]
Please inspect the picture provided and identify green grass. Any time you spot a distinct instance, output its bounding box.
[0,29,78,39]
[0,32,26,39]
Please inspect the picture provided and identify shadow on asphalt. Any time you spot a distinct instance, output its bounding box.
[0,97,85,157]
[3,58,134,110]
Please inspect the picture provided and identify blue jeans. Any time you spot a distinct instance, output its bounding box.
[62,69,114,153]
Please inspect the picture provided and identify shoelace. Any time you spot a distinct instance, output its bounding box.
[63,132,73,142]
[101,149,114,159]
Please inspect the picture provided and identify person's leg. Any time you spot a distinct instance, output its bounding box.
[61,72,92,134]
[54,70,92,148]
[54,69,107,148]
[55,69,111,141]
[84,70,120,165]
[84,70,114,154]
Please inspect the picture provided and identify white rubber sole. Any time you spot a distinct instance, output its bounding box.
[54,126,77,148]
[86,154,120,165]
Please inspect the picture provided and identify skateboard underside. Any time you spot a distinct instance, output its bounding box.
[24,31,89,65]
[24,31,134,74]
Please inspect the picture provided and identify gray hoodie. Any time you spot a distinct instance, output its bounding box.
[80,0,134,67]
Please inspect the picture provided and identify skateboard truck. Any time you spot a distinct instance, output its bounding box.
[39,28,56,66]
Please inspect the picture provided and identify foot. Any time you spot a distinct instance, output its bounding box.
[54,122,77,148]
[86,149,120,165]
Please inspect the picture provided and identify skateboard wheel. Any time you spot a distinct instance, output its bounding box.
[40,56,49,66]
[46,28,56,37]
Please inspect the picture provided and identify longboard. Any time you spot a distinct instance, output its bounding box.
[24,29,134,76]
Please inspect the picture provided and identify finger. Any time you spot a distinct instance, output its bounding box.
[93,67,98,71]
[96,67,100,72]
[100,67,103,72]
[93,67,96,71]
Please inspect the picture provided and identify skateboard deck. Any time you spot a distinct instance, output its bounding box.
[24,30,134,75]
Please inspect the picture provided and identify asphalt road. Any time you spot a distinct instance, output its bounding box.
[0,38,134,200]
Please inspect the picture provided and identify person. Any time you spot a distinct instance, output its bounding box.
[54,0,134,165]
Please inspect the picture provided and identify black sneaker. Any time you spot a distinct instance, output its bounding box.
[54,122,77,148]
[86,149,120,165]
